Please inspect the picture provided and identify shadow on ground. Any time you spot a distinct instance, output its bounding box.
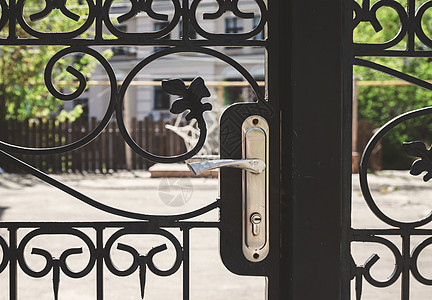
[0,206,9,220]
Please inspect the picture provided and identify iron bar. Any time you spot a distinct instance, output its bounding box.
[97,227,104,300]
[182,227,190,300]
[0,0,274,298]
[8,227,17,300]
[401,234,410,300]
[352,1,432,298]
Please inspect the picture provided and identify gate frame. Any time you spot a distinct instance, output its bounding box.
[0,0,353,299]
[275,1,352,299]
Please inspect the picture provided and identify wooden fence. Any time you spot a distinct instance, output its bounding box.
[0,117,187,173]
[352,119,382,173]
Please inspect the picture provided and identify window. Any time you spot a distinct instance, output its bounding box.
[225,17,243,49]
[111,25,137,57]
[179,20,197,39]
[225,17,243,34]
[154,21,170,51]
[112,46,137,56]
[153,84,170,110]
[253,15,264,40]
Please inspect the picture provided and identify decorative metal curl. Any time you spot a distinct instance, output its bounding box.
[350,0,432,52]
[104,228,183,299]
[356,58,432,227]
[352,0,408,51]
[0,235,8,274]
[117,0,168,24]
[203,0,254,20]
[0,48,251,221]
[414,1,432,48]
[17,228,96,300]
[190,0,267,40]
[0,0,9,32]
[355,58,432,91]
[29,0,80,22]
[45,66,87,102]
[0,0,271,43]
[116,46,268,163]
[16,0,95,39]
[0,46,117,156]
[360,106,432,228]
[0,47,267,222]
[410,236,432,285]
[351,236,403,300]
[0,149,220,221]
[103,0,180,39]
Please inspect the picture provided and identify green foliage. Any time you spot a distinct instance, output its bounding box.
[354,0,432,169]
[0,0,107,121]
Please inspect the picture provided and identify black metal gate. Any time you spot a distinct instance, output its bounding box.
[0,0,285,299]
[7,0,429,299]
[349,0,432,299]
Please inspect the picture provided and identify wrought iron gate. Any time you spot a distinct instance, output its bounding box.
[349,0,432,299]
[8,0,428,299]
[0,0,284,299]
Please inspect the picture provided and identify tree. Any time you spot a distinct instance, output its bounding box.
[0,0,106,122]
[354,0,432,169]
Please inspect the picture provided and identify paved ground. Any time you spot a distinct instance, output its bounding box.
[351,170,432,300]
[1,170,432,299]
[0,171,264,300]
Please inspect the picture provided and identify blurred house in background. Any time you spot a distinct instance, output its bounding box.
[64,0,265,122]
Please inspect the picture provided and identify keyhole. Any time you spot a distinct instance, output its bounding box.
[251,213,262,236]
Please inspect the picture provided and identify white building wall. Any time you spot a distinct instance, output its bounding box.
[84,0,264,121]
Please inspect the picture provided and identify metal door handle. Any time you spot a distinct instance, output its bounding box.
[188,115,269,263]
[187,159,265,175]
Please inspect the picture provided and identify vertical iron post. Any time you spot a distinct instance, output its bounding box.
[273,0,349,298]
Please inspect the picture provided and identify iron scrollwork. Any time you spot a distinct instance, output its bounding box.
[354,104,432,298]
[190,0,267,40]
[29,0,81,22]
[0,223,191,300]
[351,235,403,300]
[0,0,269,298]
[351,0,432,298]
[104,227,183,299]
[17,0,96,39]
[0,0,268,44]
[0,234,8,273]
[103,0,180,39]
[17,228,96,300]
[116,0,169,24]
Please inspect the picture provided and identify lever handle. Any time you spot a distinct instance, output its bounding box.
[187,159,265,175]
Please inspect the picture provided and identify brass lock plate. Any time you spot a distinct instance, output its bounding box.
[242,115,269,262]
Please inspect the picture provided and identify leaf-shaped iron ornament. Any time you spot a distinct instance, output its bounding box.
[163,77,212,128]
[403,141,432,182]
